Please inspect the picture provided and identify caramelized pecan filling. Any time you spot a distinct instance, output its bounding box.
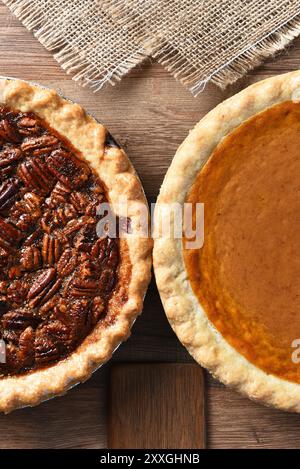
[0,107,119,376]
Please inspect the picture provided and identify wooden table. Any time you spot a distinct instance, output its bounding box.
[2,2,300,449]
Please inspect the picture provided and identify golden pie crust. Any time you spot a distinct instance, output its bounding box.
[0,78,152,413]
[154,71,300,412]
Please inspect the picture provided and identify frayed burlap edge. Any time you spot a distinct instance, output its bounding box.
[3,0,300,94]
[190,13,300,94]
[103,1,300,95]
[2,0,148,91]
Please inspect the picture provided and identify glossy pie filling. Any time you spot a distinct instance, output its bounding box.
[0,106,120,376]
[184,100,300,383]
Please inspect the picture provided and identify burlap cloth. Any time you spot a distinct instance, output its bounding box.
[3,0,300,95]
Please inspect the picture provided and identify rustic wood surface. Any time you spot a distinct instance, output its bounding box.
[108,364,205,449]
[1,2,300,449]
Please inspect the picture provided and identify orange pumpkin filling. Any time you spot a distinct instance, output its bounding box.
[184,100,300,383]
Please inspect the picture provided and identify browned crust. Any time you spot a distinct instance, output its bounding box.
[0,78,152,413]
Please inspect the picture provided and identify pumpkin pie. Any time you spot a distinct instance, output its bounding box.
[154,71,300,411]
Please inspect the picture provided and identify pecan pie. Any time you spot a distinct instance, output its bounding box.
[154,71,300,412]
[0,78,152,412]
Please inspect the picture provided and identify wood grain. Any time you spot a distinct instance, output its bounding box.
[0,1,300,449]
[207,383,300,449]
[0,369,109,449]
[108,364,205,449]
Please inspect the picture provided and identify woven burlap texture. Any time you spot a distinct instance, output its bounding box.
[3,0,300,95]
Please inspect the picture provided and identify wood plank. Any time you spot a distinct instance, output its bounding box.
[207,381,300,449]
[108,364,206,449]
[0,369,108,449]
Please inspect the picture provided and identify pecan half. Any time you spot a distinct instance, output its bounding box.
[34,332,59,365]
[27,268,56,300]
[47,148,90,189]
[21,135,59,156]
[0,147,22,169]
[56,248,78,277]
[99,268,116,296]
[39,294,60,316]
[42,234,61,266]
[0,216,22,241]
[35,320,70,365]
[18,157,56,195]
[18,326,35,367]
[71,279,99,298]
[91,237,118,267]
[28,268,62,309]
[11,193,43,232]
[26,191,43,210]
[91,296,105,325]
[35,278,62,307]
[17,116,41,136]
[20,246,41,271]
[1,309,38,331]
[67,299,91,342]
